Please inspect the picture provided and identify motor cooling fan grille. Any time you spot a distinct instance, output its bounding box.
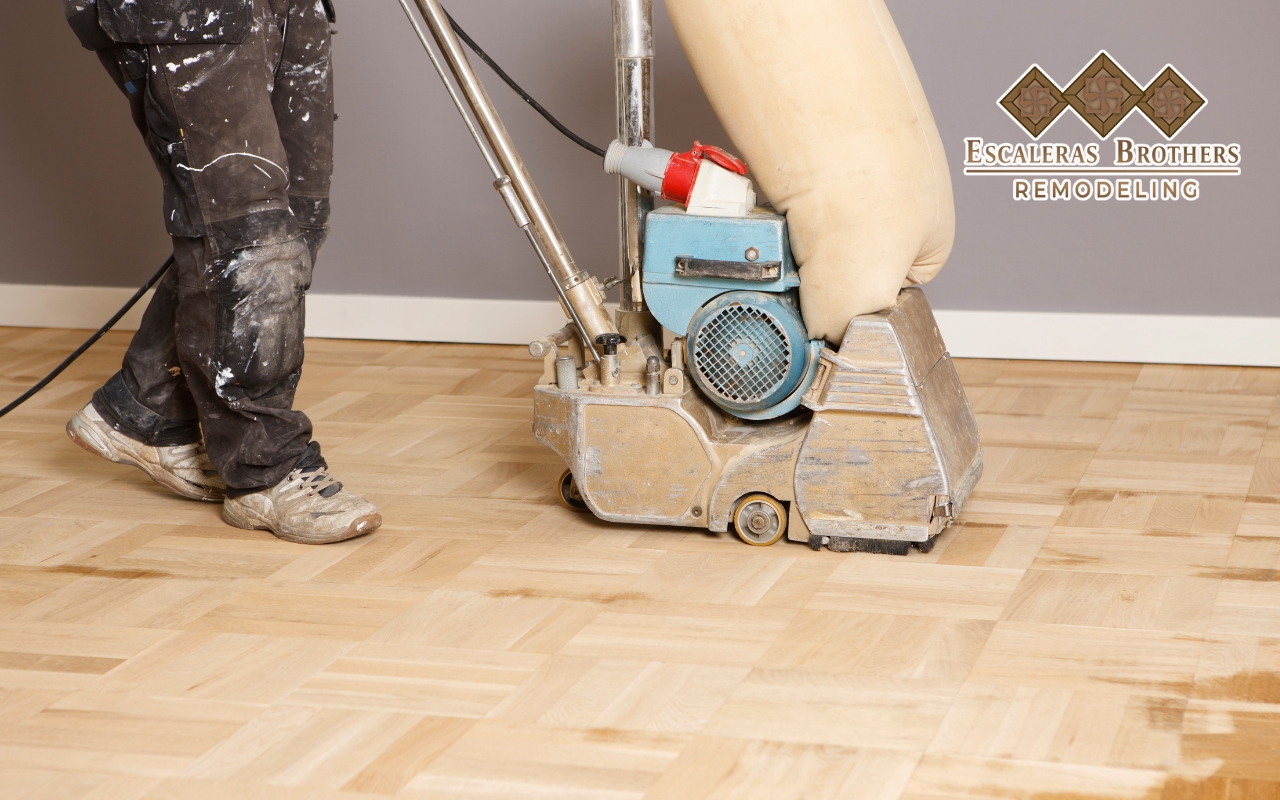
[692,304,792,404]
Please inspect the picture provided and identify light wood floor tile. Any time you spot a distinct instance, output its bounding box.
[0,621,172,662]
[341,715,474,794]
[928,683,1184,769]
[368,588,601,652]
[404,720,685,799]
[529,659,749,733]
[808,560,1024,620]
[1238,499,1280,538]
[143,777,387,798]
[1209,577,1280,637]
[4,332,1280,796]
[979,524,1054,570]
[703,670,955,750]
[691,741,918,800]
[0,742,191,780]
[1252,457,1280,499]
[559,603,793,667]
[183,706,425,789]
[1176,698,1280,782]
[1190,635,1280,704]
[1002,570,1218,633]
[285,642,544,716]
[0,691,260,762]
[0,766,112,800]
[968,622,1202,696]
[443,542,662,602]
[1079,454,1257,495]
[902,754,1164,799]
[626,550,796,606]
[1032,530,1234,577]
[974,413,1113,449]
[758,610,992,682]
[89,632,352,704]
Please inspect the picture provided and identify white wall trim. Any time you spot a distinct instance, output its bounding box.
[2,283,1277,367]
[0,284,158,332]
[931,309,1280,367]
[303,293,582,345]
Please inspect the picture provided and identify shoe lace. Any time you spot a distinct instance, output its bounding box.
[290,467,343,499]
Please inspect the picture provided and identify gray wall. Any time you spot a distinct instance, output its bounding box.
[906,0,1279,316]
[1,2,172,287]
[2,1,1276,316]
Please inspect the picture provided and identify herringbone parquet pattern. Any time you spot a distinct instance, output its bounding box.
[0,326,1277,799]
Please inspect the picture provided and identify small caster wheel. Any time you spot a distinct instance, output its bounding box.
[557,468,589,512]
[732,493,787,546]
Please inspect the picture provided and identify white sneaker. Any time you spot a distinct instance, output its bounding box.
[66,403,225,502]
[222,467,382,545]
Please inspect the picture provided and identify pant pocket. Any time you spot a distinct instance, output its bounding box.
[154,137,206,238]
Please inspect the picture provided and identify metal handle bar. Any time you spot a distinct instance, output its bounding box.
[394,0,615,361]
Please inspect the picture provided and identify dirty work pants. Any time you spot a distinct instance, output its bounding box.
[79,0,334,497]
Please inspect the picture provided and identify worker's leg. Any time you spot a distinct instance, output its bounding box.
[199,1,376,542]
[73,0,377,541]
[148,0,329,495]
[70,45,219,494]
[172,233,320,495]
[86,44,204,447]
[88,0,322,495]
[93,267,203,447]
[273,0,335,266]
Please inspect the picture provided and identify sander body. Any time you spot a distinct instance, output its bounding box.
[400,0,981,552]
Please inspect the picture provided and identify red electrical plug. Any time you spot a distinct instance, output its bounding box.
[660,141,749,203]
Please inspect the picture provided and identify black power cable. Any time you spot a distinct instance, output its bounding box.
[446,11,607,158]
[0,10,600,418]
[0,257,174,419]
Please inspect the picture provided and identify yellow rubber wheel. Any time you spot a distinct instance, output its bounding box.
[733,493,787,546]
[557,468,589,512]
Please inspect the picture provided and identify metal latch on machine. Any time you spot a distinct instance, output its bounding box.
[929,495,954,521]
[675,256,781,282]
[800,351,836,409]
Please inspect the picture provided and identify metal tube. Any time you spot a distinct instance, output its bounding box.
[396,0,602,362]
[613,0,654,58]
[409,0,616,348]
[613,0,659,344]
[615,58,652,312]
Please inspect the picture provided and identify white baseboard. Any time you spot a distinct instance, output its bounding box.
[930,309,1280,367]
[2,283,1277,367]
[0,283,158,332]
[302,293,583,345]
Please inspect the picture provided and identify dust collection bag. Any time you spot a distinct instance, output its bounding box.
[665,0,955,342]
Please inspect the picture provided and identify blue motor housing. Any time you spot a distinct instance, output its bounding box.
[643,205,799,333]
[643,205,823,420]
[686,290,816,417]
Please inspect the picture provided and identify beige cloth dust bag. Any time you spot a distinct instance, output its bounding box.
[665,0,955,342]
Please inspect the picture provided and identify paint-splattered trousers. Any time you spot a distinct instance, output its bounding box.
[66,0,335,496]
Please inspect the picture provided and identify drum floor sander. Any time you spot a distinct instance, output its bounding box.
[397,0,981,554]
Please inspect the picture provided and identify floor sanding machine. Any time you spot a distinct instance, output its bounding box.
[398,0,981,553]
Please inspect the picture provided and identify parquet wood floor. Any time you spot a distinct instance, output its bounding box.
[1,325,1278,799]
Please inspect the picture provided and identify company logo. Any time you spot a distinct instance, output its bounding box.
[1000,52,1204,140]
[965,51,1237,202]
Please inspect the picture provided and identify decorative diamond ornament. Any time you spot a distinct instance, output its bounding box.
[999,54,1209,140]
[1000,66,1068,138]
[1137,66,1206,138]
[1064,53,1143,137]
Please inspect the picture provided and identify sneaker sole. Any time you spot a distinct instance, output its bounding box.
[222,501,382,545]
[66,415,225,503]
